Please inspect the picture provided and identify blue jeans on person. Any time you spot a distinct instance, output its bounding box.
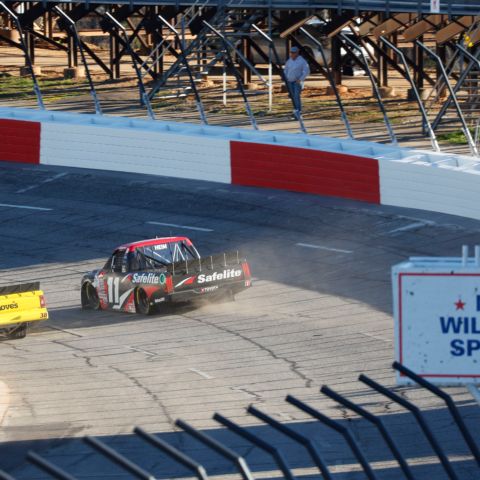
[289,81,302,113]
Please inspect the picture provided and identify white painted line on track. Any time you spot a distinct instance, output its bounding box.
[189,368,214,379]
[387,221,434,235]
[16,172,68,194]
[296,243,353,254]
[126,346,158,357]
[147,221,213,232]
[0,203,52,211]
[361,332,391,343]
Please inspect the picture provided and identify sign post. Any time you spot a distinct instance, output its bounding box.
[393,246,480,392]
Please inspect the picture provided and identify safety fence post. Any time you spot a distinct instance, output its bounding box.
[393,361,480,467]
[247,404,333,480]
[285,395,378,480]
[134,427,209,480]
[27,452,78,480]
[175,419,255,480]
[83,436,156,479]
[213,412,296,480]
[359,374,459,480]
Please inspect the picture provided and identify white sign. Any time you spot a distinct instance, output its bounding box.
[430,0,440,13]
[393,261,480,385]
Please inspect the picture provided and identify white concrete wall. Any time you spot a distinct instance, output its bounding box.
[2,107,480,222]
[379,157,480,220]
[40,122,231,184]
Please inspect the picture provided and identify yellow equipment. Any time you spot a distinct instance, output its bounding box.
[0,282,48,339]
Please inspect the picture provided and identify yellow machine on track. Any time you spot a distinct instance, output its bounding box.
[0,282,48,339]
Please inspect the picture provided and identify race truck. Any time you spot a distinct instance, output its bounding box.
[0,282,49,339]
[81,237,251,315]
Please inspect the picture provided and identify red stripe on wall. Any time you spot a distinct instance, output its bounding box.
[0,119,40,164]
[231,141,380,204]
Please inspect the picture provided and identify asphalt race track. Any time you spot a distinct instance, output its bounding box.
[0,162,479,479]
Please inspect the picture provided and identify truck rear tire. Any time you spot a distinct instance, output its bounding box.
[135,288,153,315]
[3,323,27,340]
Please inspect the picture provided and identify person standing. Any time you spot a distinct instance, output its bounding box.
[284,46,310,115]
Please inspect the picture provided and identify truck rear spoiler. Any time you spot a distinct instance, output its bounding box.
[166,251,246,275]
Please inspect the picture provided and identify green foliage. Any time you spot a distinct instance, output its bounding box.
[437,129,475,145]
[0,75,88,101]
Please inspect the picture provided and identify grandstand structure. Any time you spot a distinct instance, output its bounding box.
[1,0,480,151]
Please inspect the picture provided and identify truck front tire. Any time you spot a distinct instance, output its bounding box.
[81,282,100,310]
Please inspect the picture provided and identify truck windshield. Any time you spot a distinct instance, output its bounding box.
[129,241,198,271]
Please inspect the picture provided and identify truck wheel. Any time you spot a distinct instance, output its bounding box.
[3,323,27,340]
[81,282,100,310]
[135,288,153,315]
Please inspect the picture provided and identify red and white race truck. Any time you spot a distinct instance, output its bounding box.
[81,237,251,315]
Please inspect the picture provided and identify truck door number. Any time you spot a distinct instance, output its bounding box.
[107,277,120,304]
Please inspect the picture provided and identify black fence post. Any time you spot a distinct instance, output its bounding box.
[285,395,378,480]
[27,452,78,480]
[247,404,334,480]
[0,470,16,480]
[359,374,459,480]
[213,412,296,480]
[84,436,156,480]
[393,361,480,468]
[134,427,209,480]
[175,419,255,480]
[320,385,415,480]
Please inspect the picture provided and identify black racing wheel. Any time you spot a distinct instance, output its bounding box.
[135,288,153,315]
[81,282,100,310]
[2,323,27,340]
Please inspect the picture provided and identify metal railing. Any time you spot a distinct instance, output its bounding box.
[15,362,480,480]
[203,20,258,129]
[417,40,478,157]
[54,6,102,115]
[103,11,155,119]
[380,35,440,152]
[0,1,44,110]
[139,0,212,81]
[340,32,397,145]
[158,14,208,124]
[13,1,480,16]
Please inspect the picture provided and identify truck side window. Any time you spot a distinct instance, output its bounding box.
[128,250,146,272]
[112,250,126,273]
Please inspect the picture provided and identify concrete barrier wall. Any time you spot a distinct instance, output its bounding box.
[41,122,231,183]
[0,118,40,164]
[379,159,480,220]
[1,107,480,221]
[231,141,380,203]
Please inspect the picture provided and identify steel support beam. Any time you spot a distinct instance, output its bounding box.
[340,32,397,144]
[417,40,478,156]
[55,7,102,114]
[0,1,44,109]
